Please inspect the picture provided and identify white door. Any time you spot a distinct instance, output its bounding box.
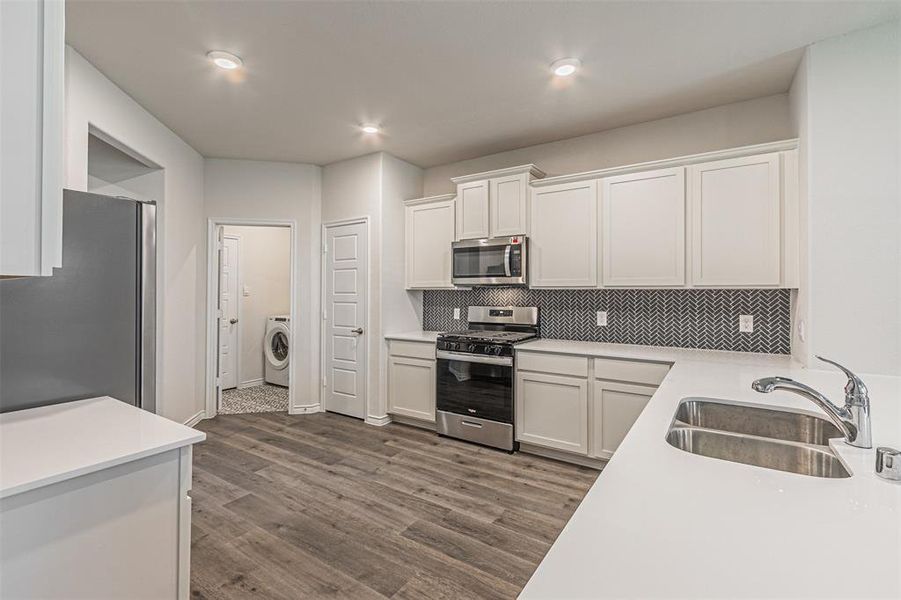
[530,180,599,288]
[515,370,589,455]
[590,380,654,459]
[324,222,368,418]
[490,173,528,237]
[405,198,455,289]
[601,167,686,286]
[455,180,489,240]
[218,235,239,390]
[689,152,781,286]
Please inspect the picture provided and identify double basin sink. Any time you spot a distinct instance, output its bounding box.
[666,398,851,478]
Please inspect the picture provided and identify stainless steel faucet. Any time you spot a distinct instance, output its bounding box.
[751,356,872,449]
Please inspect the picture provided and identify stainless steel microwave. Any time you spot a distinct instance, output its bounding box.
[451,236,527,286]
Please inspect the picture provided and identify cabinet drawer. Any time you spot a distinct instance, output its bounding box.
[593,357,670,386]
[517,351,588,378]
[388,340,436,360]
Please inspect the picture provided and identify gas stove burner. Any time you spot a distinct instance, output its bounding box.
[438,330,537,344]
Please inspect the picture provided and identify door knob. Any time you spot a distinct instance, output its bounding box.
[351,327,364,335]
[229,318,238,324]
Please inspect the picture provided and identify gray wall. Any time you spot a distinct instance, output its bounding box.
[423,94,792,196]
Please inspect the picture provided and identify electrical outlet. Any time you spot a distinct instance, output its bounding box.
[453,308,460,320]
[596,310,608,327]
[739,314,754,333]
[242,285,250,297]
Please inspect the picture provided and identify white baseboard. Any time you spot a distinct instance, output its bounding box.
[388,413,435,431]
[365,414,392,427]
[518,442,607,470]
[237,379,264,389]
[289,404,321,415]
[183,411,206,427]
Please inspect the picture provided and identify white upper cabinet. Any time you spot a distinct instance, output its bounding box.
[405,194,456,289]
[601,167,686,286]
[452,165,544,240]
[455,180,489,240]
[689,153,781,286]
[490,172,529,237]
[0,0,65,277]
[530,180,599,288]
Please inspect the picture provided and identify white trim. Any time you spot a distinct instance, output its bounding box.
[320,216,371,420]
[403,193,456,207]
[387,413,436,430]
[292,404,322,415]
[182,411,206,427]
[206,218,298,418]
[365,414,392,427]
[237,378,263,389]
[518,442,606,470]
[451,164,546,184]
[532,139,799,188]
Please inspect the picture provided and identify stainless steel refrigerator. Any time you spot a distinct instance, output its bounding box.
[0,190,156,413]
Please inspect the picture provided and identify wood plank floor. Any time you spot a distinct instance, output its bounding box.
[191,412,600,599]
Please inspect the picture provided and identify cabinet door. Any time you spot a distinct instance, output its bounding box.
[602,167,685,286]
[456,180,489,240]
[405,199,455,289]
[515,370,588,454]
[689,153,781,286]
[530,180,598,287]
[388,356,436,422]
[490,173,528,237]
[590,380,654,459]
[0,0,64,276]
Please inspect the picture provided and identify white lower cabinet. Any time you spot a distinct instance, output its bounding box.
[515,350,668,465]
[387,340,436,423]
[515,370,589,454]
[590,380,655,459]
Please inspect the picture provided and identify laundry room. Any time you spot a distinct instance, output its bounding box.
[217,224,291,414]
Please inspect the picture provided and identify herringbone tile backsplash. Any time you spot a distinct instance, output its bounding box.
[422,288,791,354]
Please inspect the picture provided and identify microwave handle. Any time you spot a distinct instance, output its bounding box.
[504,245,511,277]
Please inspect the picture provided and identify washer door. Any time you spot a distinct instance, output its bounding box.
[265,323,290,369]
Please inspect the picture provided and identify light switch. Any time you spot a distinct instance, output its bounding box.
[596,310,608,327]
[453,308,460,320]
[739,314,754,333]
[242,285,251,297]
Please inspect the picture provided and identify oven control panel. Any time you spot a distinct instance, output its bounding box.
[436,340,514,357]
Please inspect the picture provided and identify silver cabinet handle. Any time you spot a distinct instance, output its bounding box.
[229,318,238,324]
[351,327,364,335]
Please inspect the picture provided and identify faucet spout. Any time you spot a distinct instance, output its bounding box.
[751,357,872,449]
[751,376,857,442]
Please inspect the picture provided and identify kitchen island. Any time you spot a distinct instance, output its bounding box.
[0,397,206,599]
[517,340,901,599]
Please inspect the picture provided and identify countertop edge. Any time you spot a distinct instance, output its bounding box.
[0,433,205,499]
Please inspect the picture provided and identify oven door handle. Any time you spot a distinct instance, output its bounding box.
[437,350,513,367]
[504,245,512,277]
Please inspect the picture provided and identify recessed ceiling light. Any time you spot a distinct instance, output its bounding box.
[361,124,380,134]
[551,58,581,77]
[207,50,243,70]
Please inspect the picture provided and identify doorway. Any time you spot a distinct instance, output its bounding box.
[206,220,295,417]
[321,219,368,419]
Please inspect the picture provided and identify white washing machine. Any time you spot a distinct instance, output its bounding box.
[264,315,290,387]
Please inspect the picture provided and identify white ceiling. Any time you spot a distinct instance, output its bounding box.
[66,1,900,168]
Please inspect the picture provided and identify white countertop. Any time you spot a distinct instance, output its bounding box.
[0,397,206,499]
[384,330,440,342]
[518,340,901,599]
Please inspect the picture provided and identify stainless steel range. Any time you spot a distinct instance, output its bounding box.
[436,306,538,451]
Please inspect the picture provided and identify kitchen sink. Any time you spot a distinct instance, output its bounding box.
[674,398,843,445]
[666,398,851,478]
